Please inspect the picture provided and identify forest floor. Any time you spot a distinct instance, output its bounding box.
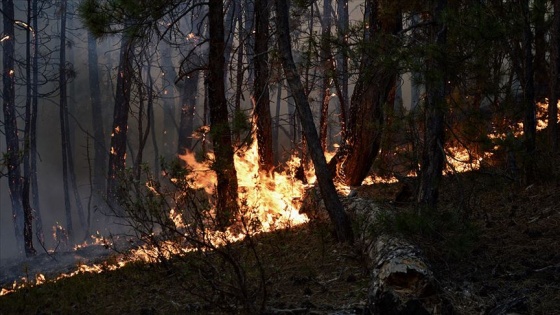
[0,163,559,314]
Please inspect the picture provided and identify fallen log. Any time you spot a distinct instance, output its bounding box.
[301,188,452,314]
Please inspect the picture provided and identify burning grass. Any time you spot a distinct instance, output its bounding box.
[0,222,370,314]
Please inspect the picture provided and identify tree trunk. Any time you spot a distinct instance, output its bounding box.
[107,33,133,207]
[336,0,349,112]
[344,198,451,314]
[330,0,398,187]
[533,0,548,101]
[3,0,25,253]
[253,0,274,173]
[551,0,560,152]
[208,0,240,228]
[233,1,244,144]
[275,0,353,243]
[87,32,107,203]
[22,0,36,257]
[244,0,255,87]
[301,192,451,313]
[58,0,74,244]
[31,0,44,246]
[521,1,537,184]
[319,0,332,152]
[417,0,447,209]
[273,81,282,162]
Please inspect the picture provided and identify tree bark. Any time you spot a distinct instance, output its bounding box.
[533,0,548,101]
[319,0,332,152]
[330,0,398,187]
[87,32,107,201]
[3,0,25,253]
[521,1,537,184]
[275,0,353,243]
[23,0,36,257]
[253,0,274,173]
[273,81,283,162]
[551,0,560,152]
[336,0,349,111]
[59,0,74,243]
[31,0,44,246]
[208,0,240,228]
[107,33,133,207]
[233,0,244,144]
[417,0,447,209]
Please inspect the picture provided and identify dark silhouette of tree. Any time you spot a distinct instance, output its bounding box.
[22,0,37,257]
[253,0,274,173]
[58,0,75,243]
[336,0,349,111]
[106,33,134,206]
[31,0,44,246]
[319,0,332,152]
[87,31,107,204]
[275,0,353,243]
[3,0,25,253]
[417,0,448,208]
[551,0,560,152]
[520,1,537,183]
[208,0,240,227]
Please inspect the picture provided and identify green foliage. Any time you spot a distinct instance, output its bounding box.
[78,0,112,38]
[231,109,252,141]
[78,0,173,38]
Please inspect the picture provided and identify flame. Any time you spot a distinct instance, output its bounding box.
[1,133,313,296]
[177,133,309,233]
[9,100,556,295]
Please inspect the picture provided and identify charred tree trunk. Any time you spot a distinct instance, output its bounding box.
[3,0,25,253]
[273,81,283,162]
[87,32,107,201]
[319,0,332,152]
[244,0,255,87]
[330,0,398,187]
[521,1,537,184]
[533,0,548,101]
[31,0,44,246]
[233,1,244,144]
[551,0,560,152]
[275,0,353,243]
[417,0,447,209]
[253,0,274,173]
[58,0,75,244]
[22,0,36,257]
[208,0,240,228]
[336,0,349,113]
[107,34,133,207]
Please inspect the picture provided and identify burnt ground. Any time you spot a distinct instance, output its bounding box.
[0,167,559,314]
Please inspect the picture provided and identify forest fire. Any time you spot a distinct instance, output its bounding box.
[1,135,311,296]
[3,101,556,297]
